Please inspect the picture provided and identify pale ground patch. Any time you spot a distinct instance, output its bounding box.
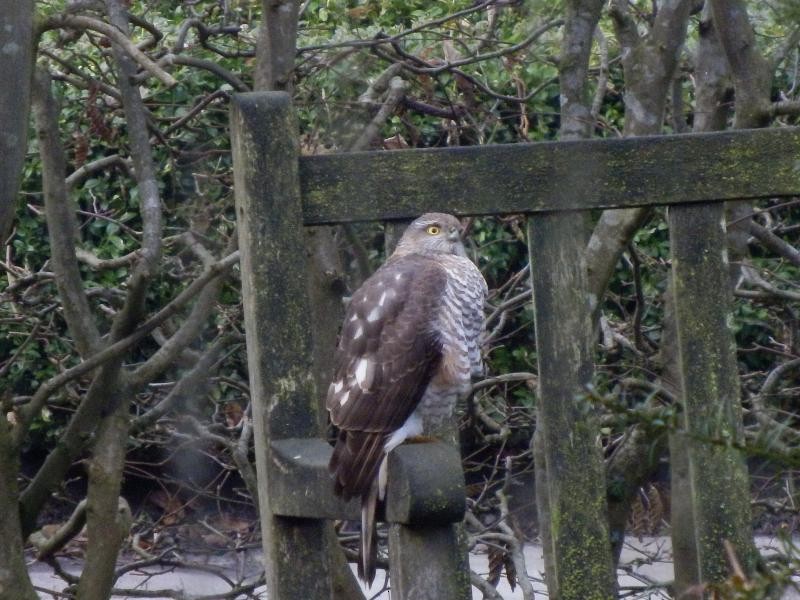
[27,536,800,599]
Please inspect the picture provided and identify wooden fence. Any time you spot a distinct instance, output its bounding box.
[231,91,800,599]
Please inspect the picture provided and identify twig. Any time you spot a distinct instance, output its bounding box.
[131,333,242,431]
[470,570,505,599]
[471,372,537,392]
[14,251,239,446]
[0,320,40,379]
[590,26,609,119]
[163,90,230,135]
[39,15,176,87]
[160,54,249,92]
[748,220,800,267]
[298,0,499,53]
[66,155,131,190]
[350,76,407,151]
[29,499,88,559]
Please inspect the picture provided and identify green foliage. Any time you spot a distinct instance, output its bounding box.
[2,5,799,592]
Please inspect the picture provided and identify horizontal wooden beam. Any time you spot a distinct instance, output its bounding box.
[269,438,465,525]
[299,127,800,224]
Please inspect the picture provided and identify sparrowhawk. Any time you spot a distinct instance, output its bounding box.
[327,213,487,585]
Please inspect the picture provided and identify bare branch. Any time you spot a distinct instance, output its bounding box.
[31,69,102,357]
[105,0,164,277]
[160,54,250,92]
[470,570,505,600]
[29,499,88,559]
[128,236,236,388]
[0,320,40,380]
[76,248,142,270]
[163,90,231,135]
[297,0,499,54]
[14,251,240,446]
[394,19,563,76]
[748,221,800,267]
[350,77,407,151]
[39,14,177,87]
[66,154,131,190]
[41,48,123,102]
[707,0,772,127]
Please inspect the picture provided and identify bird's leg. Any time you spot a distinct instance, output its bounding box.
[403,435,438,444]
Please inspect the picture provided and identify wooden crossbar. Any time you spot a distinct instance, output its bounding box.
[299,127,800,224]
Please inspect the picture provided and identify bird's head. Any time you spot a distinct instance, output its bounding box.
[393,213,467,257]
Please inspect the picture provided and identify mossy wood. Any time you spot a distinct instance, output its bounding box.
[528,214,616,599]
[299,127,800,224]
[233,90,772,599]
[668,203,757,583]
[268,438,465,525]
[232,93,333,599]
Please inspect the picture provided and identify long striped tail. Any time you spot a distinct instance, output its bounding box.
[359,482,379,586]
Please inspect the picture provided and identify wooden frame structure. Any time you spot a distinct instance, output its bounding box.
[232,91,799,599]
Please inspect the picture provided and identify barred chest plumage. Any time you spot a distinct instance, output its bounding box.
[410,253,486,428]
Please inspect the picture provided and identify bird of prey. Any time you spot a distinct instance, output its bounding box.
[327,212,487,585]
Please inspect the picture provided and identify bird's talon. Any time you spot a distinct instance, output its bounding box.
[404,435,437,444]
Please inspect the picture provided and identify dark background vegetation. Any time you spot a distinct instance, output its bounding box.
[1,1,799,598]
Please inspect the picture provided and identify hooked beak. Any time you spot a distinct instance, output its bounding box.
[447,227,460,242]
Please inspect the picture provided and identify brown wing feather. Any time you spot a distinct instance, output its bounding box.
[327,254,446,498]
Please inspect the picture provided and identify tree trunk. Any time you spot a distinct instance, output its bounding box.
[254,0,300,92]
[0,0,34,242]
[76,400,132,600]
[0,412,38,600]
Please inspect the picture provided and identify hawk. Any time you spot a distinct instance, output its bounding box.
[327,213,487,585]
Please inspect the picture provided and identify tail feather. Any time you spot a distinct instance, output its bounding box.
[358,482,379,587]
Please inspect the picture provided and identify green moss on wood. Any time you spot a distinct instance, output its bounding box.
[299,127,800,224]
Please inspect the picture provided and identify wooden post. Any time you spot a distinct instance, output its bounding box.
[668,203,757,583]
[387,441,470,600]
[231,91,333,599]
[528,212,616,600]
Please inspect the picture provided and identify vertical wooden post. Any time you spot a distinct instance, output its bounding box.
[528,212,616,600]
[668,203,757,583]
[231,91,333,599]
[387,435,470,600]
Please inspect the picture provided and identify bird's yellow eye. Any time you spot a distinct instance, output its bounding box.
[426,225,441,235]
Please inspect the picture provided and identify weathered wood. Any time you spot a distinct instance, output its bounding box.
[269,438,359,520]
[268,439,464,525]
[232,91,333,599]
[527,212,616,600]
[388,523,471,600]
[300,127,800,224]
[668,202,757,583]
[385,442,465,525]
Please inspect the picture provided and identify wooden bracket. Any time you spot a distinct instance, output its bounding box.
[269,438,465,526]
